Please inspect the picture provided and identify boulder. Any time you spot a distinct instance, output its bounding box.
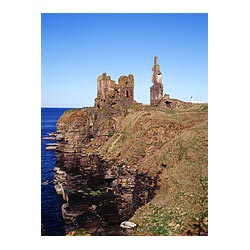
[120,221,137,229]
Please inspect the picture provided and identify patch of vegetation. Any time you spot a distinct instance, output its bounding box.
[66,228,91,236]
[64,108,84,113]
[89,189,105,197]
[119,131,127,142]
[65,189,75,194]
[131,203,180,236]
[96,102,208,235]
[129,118,208,235]
[126,102,144,111]
[86,186,106,197]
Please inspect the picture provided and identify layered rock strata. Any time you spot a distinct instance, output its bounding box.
[55,107,160,235]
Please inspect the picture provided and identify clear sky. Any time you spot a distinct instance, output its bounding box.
[41,13,207,107]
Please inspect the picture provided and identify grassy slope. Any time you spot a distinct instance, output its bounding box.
[100,103,208,235]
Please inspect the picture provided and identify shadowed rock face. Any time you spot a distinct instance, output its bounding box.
[55,107,160,235]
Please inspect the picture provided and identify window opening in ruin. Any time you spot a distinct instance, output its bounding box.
[126,90,129,98]
[165,100,172,108]
[97,104,100,109]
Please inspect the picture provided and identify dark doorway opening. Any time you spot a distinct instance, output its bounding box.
[165,100,172,108]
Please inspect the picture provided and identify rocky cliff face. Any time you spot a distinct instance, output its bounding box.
[54,102,208,236]
[55,105,160,235]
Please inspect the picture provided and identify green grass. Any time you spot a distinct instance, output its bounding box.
[62,102,208,236]
[127,106,208,235]
[66,228,91,236]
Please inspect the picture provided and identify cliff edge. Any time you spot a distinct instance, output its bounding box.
[54,102,208,235]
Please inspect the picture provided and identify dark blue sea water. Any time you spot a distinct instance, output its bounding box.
[41,108,72,236]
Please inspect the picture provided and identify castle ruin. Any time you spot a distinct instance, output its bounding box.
[150,56,164,106]
[94,73,134,109]
[94,56,187,110]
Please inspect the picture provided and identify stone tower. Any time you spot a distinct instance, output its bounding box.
[94,73,116,109]
[150,56,164,106]
[118,74,134,106]
[94,73,134,109]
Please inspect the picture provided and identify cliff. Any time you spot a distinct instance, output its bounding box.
[54,102,208,235]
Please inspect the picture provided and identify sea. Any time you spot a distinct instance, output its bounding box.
[41,107,72,236]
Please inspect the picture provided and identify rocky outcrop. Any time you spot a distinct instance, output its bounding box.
[41,223,47,236]
[46,143,59,150]
[156,95,193,110]
[120,221,137,234]
[54,107,160,235]
[120,221,137,229]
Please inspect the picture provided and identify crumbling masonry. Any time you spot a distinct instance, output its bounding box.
[94,73,134,109]
[94,56,181,110]
[150,56,164,106]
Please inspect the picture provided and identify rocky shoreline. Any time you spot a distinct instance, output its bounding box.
[53,152,159,235]
[50,101,208,236]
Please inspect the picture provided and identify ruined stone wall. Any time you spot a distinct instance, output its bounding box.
[118,74,134,106]
[94,73,135,109]
[150,84,163,106]
[150,56,164,106]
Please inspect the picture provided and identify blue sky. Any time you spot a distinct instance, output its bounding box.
[41,13,207,107]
